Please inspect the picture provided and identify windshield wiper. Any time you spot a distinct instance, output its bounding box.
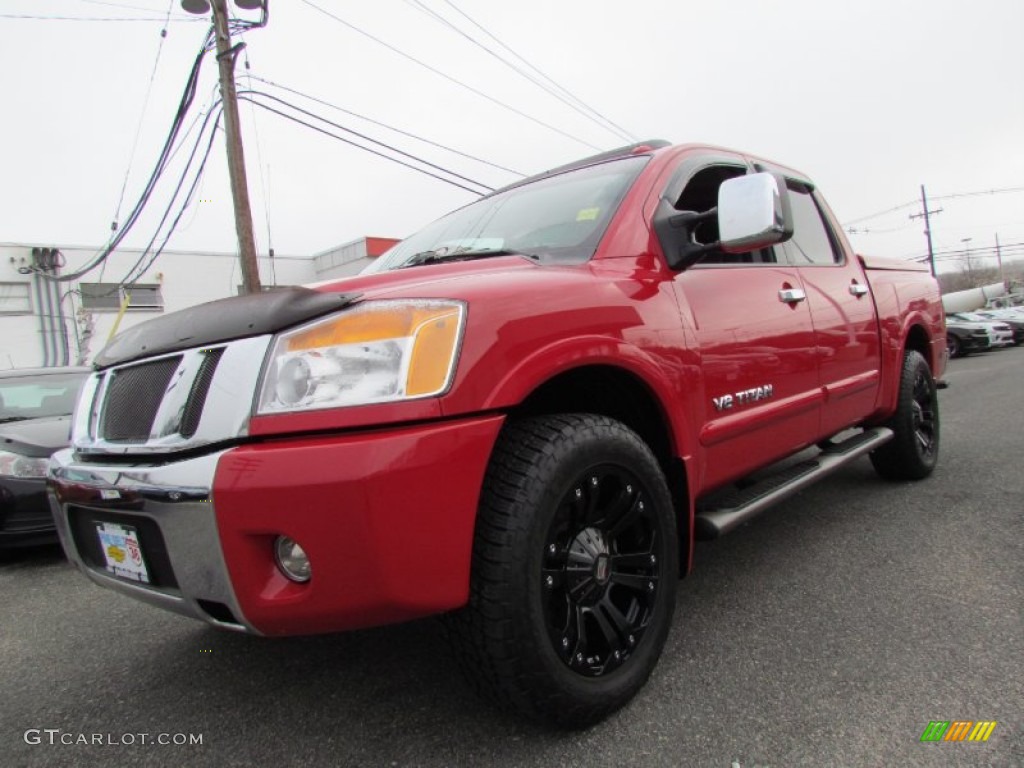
[399,248,538,269]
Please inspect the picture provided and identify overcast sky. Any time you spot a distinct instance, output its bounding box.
[1,0,1021,277]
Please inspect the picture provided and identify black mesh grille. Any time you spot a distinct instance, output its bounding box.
[99,357,181,442]
[179,348,224,438]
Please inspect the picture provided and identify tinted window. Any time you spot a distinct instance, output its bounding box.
[778,185,840,266]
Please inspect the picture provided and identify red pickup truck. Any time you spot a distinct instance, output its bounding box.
[50,141,945,727]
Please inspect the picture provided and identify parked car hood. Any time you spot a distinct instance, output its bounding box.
[0,415,74,458]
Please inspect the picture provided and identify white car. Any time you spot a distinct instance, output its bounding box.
[948,312,1015,347]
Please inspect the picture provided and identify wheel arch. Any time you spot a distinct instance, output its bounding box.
[507,363,695,576]
[903,322,933,369]
[874,318,942,419]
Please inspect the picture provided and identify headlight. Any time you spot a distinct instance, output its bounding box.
[257,299,465,414]
[0,450,50,479]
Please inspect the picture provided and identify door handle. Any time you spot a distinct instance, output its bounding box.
[778,287,806,304]
[849,282,869,297]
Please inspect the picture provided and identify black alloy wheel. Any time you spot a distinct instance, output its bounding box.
[870,350,940,480]
[541,466,661,678]
[909,363,939,461]
[446,414,678,729]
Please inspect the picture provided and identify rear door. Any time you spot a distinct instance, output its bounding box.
[768,177,882,435]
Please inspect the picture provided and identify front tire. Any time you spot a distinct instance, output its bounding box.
[446,414,678,729]
[870,350,940,480]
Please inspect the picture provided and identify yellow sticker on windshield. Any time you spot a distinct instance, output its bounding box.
[576,207,600,221]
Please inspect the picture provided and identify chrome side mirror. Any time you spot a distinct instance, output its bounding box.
[717,172,793,253]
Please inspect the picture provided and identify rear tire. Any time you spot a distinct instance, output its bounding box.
[446,414,678,729]
[870,350,940,480]
[946,333,964,359]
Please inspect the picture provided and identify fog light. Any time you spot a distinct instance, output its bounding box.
[274,536,311,582]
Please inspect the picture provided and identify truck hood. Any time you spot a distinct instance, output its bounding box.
[946,320,991,331]
[0,415,73,458]
[94,257,539,368]
[307,255,540,299]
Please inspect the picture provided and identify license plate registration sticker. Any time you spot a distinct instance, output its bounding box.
[96,522,150,584]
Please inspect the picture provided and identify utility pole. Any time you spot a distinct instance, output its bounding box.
[909,184,942,277]
[211,0,261,293]
[995,233,1005,288]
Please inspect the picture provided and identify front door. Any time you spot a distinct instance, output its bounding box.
[660,160,822,491]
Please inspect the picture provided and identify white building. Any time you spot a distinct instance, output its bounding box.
[0,236,397,369]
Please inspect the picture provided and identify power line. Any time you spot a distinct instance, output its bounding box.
[931,186,1024,202]
[403,0,634,144]
[238,89,495,191]
[906,242,1024,263]
[842,200,918,227]
[116,109,226,287]
[110,0,176,237]
[297,0,602,152]
[241,50,276,283]
[77,0,194,16]
[843,185,1024,227]
[247,73,525,177]
[237,95,490,196]
[845,223,917,235]
[441,0,636,142]
[0,13,203,22]
[36,26,216,282]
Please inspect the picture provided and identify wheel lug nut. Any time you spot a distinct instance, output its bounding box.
[647,581,655,592]
[562,637,569,649]
[590,476,598,486]
[638,501,644,511]
[575,488,582,499]
[628,634,635,645]
[548,544,557,555]
[545,575,554,588]
[650,554,657,564]
[575,653,583,663]
[613,650,621,660]
[626,485,633,494]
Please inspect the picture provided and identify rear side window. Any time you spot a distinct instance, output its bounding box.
[777,184,841,266]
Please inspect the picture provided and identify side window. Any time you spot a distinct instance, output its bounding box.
[675,165,777,266]
[778,184,841,266]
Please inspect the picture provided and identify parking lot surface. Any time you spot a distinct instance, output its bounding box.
[3,348,1022,767]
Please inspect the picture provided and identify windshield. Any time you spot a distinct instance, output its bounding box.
[364,156,649,273]
[0,372,88,422]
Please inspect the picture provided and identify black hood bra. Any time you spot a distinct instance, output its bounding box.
[94,287,360,369]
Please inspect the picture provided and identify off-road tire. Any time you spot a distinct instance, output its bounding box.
[946,333,964,359]
[870,350,940,480]
[445,414,678,729]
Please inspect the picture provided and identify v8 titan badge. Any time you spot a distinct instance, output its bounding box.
[96,522,150,584]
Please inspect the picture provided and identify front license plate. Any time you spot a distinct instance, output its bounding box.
[96,522,151,584]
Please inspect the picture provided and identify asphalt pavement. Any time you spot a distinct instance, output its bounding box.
[3,348,1022,767]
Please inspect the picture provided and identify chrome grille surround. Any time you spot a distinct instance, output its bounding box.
[73,335,273,456]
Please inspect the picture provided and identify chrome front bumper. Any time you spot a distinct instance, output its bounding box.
[48,447,258,633]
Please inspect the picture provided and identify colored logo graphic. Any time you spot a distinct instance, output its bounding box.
[920,721,997,742]
[106,544,126,564]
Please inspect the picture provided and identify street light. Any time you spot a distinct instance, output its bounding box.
[961,237,974,282]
